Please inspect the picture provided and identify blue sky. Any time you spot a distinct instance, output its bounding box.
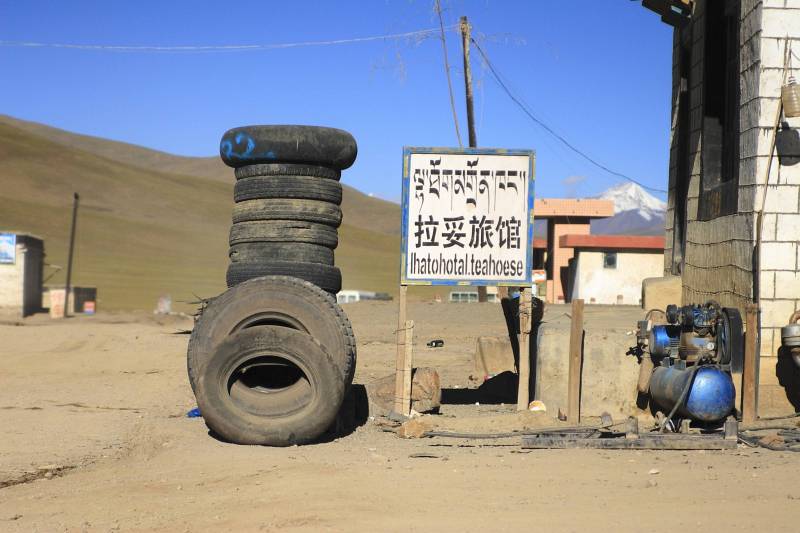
[0,1,672,202]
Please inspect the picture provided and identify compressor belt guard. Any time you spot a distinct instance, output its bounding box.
[636,301,743,423]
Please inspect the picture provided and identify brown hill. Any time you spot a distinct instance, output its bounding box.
[0,115,401,236]
[0,115,402,312]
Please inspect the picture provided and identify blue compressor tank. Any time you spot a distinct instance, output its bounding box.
[648,365,735,422]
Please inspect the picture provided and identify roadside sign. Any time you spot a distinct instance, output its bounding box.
[0,234,16,264]
[401,147,535,285]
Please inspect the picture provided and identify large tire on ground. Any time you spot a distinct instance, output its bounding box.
[229,242,334,265]
[229,221,338,248]
[220,125,357,170]
[234,176,342,204]
[232,199,342,227]
[234,163,340,181]
[187,276,356,392]
[226,262,342,293]
[195,326,345,446]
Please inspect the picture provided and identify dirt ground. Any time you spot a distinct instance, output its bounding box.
[1,301,798,532]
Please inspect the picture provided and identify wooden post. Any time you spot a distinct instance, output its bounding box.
[742,303,759,424]
[567,298,585,424]
[394,285,411,416]
[516,288,533,410]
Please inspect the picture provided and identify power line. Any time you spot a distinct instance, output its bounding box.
[434,0,463,147]
[470,37,667,194]
[0,26,456,53]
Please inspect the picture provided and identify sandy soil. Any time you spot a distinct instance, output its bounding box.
[1,302,798,532]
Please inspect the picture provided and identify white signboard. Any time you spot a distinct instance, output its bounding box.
[401,147,535,285]
[0,234,16,264]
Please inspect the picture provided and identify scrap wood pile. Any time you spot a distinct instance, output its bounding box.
[187,125,358,446]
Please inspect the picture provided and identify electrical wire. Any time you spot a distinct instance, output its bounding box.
[0,26,455,53]
[470,37,667,194]
[434,0,463,147]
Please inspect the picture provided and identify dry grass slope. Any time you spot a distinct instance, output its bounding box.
[0,116,405,311]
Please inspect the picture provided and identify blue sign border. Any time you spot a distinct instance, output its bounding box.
[400,146,536,286]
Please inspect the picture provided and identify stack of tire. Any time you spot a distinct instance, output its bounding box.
[222,125,356,293]
[187,125,357,446]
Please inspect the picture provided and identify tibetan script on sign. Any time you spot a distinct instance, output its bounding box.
[401,147,535,285]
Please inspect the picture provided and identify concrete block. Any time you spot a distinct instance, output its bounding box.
[762,299,798,330]
[739,184,757,213]
[740,126,775,159]
[472,336,516,380]
[775,271,800,298]
[642,275,682,310]
[761,241,798,270]
[763,185,800,213]
[687,197,699,220]
[762,8,800,38]
[534,322,642,419]
[776,214,800,241]
[760,270,776,300]
[760,213,777,242]
[740,67,761,106]
[760,327,777,358]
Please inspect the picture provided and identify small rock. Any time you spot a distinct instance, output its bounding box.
[397,418,433,439]
[648,468,660,475]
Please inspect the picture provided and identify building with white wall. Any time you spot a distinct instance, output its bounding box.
[0,233,44,318]
[561,235,665,305]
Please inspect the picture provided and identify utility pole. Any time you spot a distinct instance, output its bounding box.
[460,16,488,302]
[64,192,79,317]
[460,16,477,148]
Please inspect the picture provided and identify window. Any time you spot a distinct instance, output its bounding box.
[603,252,617,269]
[699,0,740,220]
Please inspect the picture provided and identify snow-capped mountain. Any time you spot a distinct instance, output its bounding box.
[591,182,667,235]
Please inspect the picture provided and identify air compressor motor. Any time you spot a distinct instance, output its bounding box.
[635,302,744,423]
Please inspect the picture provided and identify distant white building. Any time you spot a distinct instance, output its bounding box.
[449,286,500,303]
[0,233,44,318]
[561,234,665,305]
[336,290,392,304]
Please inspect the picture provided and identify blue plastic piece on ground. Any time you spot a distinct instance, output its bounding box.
[186,407,202,418]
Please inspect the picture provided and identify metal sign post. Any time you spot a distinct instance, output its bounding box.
[396,147,536,414]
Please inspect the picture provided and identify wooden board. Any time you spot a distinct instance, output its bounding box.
[393,285,410,416]
[742,304,759,424]
[516,288,532,411]
[566,299,584,424]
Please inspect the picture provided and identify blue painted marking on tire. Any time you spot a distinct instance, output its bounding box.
[221,132,277,160]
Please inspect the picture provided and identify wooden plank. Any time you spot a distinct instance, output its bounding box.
[516,288,532,411]
[521,434,737,450]
[566,299,584,424]
[393,285,409,416]
[742,303,759,425]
